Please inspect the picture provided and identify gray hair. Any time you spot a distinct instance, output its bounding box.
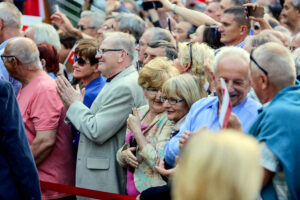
[26,23,61,50]
[252,42,296,87]
[292,48,300,76]
[0,2,22,29]
[248,32,283,48]
[273,25,292,37]
[104,32,136,61]
[6,37,40,70]
[291,0,300,9]
[80,10,104,29]
[213,46,250,74]
[115,13,145,42]
[149,27,175,44]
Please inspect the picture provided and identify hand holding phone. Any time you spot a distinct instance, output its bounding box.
[245,6,264,18]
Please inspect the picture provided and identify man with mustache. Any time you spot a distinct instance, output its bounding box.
[164,46,261,167]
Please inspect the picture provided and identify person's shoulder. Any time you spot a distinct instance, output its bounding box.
[191,96,218,109]
[0,80,13,96]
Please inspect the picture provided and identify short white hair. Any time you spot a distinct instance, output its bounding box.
[213,46,250,74]
[6,37,40,70]
[252,42,296,87]
[80,11,104,29]
[0,2,22,29]
[104,32,136,61]
[26,23,61,50]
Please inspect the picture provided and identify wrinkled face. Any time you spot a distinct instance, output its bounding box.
[73,54,98,81]
[218,14,243,46]
[190,25,205,43]
[97,18,115,43]
[143,46,166,65]
[136,30,153,63]
[205,2,221,22]
[214,55,251,106]
[162,95,189,122]
[281,0,300,28]
[78,16,98,38]
[144,88,164,114]
[96,36,120,78]
[173,21,192,42]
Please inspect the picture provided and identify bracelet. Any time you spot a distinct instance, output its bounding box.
[170,4,176,12]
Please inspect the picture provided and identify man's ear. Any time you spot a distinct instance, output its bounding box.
[240,25,248,35]
[184,62,191,72]
[260,74,268,90]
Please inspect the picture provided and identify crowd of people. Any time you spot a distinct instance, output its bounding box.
[0,0,299,199]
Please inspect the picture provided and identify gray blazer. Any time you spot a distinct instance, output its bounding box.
[65,66,145,198]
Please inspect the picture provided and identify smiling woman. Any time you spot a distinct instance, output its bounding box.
[116,57,179,197]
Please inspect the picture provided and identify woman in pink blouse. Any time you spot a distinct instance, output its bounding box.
[116,57,178,197]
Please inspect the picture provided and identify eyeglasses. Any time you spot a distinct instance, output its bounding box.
[96,49,124,55]
[160,96,185,105]
[77,25,96,31]
[73,56,90,66]
[102,25,114,30]
[1,55,15,62]
[187,42,194,68]
[250,49,268,76]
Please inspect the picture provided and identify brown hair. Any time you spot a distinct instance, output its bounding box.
[75,39,99,65]
[37,43,59,75]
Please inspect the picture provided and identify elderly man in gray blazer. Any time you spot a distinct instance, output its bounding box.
[56,32,145,197]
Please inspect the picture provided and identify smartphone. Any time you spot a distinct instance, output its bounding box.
[246,7,264,18]
[142,1,163,11]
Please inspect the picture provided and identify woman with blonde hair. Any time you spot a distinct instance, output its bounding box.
[161,74,207,137]
[116,57,179,197]
[174,42,214,93]
[173,130,263,200]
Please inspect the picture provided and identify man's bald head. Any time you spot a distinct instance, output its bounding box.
[252,42,296,88]
[6,37,40,69]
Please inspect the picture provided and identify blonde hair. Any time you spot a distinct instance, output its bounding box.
[178,42,214,83]
[173,130,262,200]
[138,57,179,89]
[162,74,207,108]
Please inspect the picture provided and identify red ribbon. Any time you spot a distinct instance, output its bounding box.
[40,181,136,200]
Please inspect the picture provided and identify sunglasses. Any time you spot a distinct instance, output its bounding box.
[187,42,194,68]
[73,56,90,66]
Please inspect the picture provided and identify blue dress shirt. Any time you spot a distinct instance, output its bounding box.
[164,96,261,166]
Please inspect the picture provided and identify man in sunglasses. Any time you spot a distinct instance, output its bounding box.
[56,32,145,195]
[248,42,300,200]
[3,37,75,199]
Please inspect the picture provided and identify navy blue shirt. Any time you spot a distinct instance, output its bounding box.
[83,76,106,108]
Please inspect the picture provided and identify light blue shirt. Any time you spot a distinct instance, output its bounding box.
[0,37,22,95]
[164,96,261,166]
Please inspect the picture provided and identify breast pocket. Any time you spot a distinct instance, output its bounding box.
[86,157,110,170]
